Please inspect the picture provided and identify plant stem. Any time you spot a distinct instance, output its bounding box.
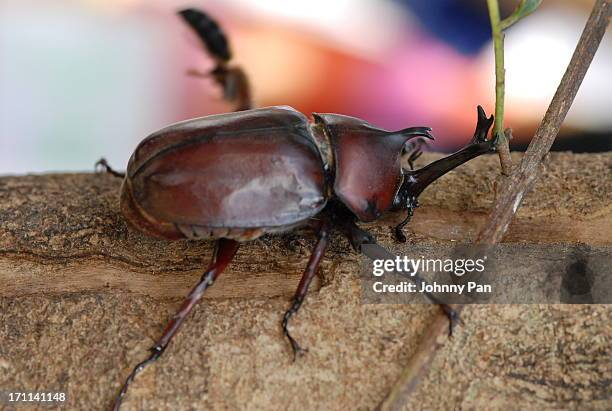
[476,0,611,244]
[487,0,513,176]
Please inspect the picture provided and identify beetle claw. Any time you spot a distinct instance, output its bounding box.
[440,304,463,336]
[282,297,309,360]
[94,158,108,172]
[393,198,417,243]
[289,338,308,362]
[394,227,407,243]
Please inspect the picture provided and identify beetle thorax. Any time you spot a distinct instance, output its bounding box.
[310,113,432,222]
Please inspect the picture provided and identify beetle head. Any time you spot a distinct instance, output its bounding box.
[313,113,433,222]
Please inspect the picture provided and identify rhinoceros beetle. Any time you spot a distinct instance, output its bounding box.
[96,8,496,410]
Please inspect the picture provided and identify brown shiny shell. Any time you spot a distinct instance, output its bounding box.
[122,106,327,239]
[314,113,421,222]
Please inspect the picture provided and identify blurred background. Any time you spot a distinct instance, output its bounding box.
[0,0,610,174]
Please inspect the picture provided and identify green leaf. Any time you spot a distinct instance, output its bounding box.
[500,0,542,31]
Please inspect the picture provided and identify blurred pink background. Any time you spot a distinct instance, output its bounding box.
[1,0,610,174]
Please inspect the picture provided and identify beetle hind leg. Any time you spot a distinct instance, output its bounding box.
[282,220,331,360]
[95,158,125,178]
[332,212,464,335]
[113,238,239,410]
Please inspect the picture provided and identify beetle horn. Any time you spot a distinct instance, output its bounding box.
[400,106,496,198]
[393,126,435,142]
[385,126,434,156]
[471,105,495,144]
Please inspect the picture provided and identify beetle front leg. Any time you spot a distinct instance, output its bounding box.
[282,220,331,360]
[113,238,239,410]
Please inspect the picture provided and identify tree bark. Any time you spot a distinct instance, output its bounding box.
[1,153,610,300]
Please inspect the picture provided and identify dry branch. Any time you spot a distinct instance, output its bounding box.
[478,0,611,244]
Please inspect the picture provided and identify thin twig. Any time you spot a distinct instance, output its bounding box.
[377,1,610,409]
[375,304,463,411]
[497,128,514,176]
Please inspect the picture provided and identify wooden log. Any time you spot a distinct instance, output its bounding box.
[0,152,610,411]
[1,152,610,299]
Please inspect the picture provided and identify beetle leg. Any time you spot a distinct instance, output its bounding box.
[186,68,209,78]
[95,158,125,178]
[406,149,422,171]
[333,216,463,335]
[282,220,331,360]
[404,138,427,171]
[394,210,413,243]
[211,65,252,111]
[186,66,251,110]
[113,238,239,411]
[335,220,375,253]
[439,303,463,336]
[178,8,252,111]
